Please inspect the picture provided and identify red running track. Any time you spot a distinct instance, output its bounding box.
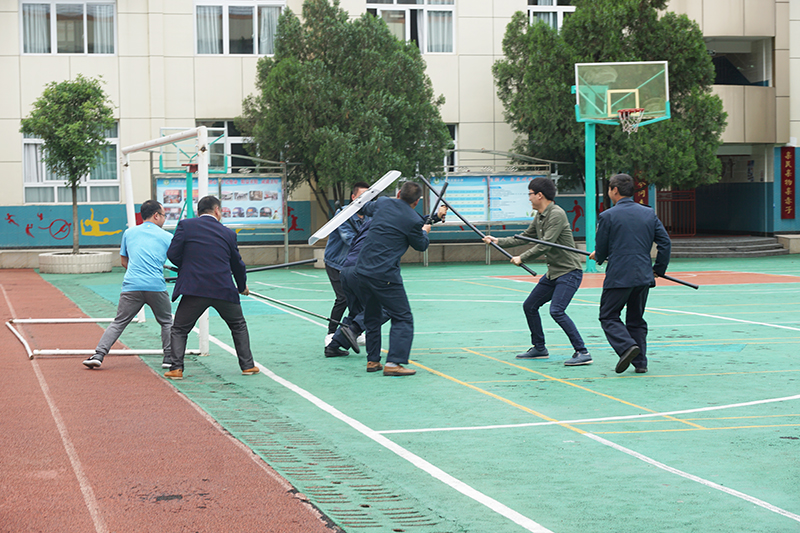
[0,269,337,533]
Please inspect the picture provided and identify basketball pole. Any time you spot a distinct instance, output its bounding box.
[584,122,598,273]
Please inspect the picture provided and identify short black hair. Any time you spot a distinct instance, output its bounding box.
[528,177,556,201]
[197,195,221,215]
[351,181,370,196]
[609,173,634,197]
[399,182,423,205]
[140,199,162,220]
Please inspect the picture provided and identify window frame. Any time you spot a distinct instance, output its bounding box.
[22,125,120,205]
[194,0,286,56]
[527,1,575,31]
[366,0,455,55]
[20,1,117,56]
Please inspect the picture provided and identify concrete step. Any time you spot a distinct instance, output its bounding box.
[669,236,788,258]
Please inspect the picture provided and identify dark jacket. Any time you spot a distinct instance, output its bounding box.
[355,197,429,284]
[167,214,247,303]
[323,208,365,271]
[594,197,671,289]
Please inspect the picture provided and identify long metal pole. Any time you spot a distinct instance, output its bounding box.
[512,234,699,289]
[418,175,537,277]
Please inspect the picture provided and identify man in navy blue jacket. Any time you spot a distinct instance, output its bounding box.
[355,182,431,376]
[323,181,370,349]
[590,173,671,374]
[164,196,258,380]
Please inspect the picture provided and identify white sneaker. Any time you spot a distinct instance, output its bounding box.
[357,333,366,346]
[325,333,334,346]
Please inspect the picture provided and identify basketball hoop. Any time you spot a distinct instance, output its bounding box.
[618,108,644,134]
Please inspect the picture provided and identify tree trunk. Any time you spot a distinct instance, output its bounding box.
[308,176,332,220]
[71,183,80,254]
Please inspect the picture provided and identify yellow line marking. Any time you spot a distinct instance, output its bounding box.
[408,360,588,435]
[594,423,800,435]
[458,347,705,430]
[460,280,531,294]
[580,414,800,426]
[466,369,800,384]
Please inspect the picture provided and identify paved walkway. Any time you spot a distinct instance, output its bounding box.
[0,269,337,533]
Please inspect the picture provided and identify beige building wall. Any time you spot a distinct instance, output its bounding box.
[1,0,795,210]
[667,0,788,153]
[790,0,800,143]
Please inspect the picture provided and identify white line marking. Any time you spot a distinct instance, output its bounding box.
[290,271,318,278]
[378,394,800,434]
[584,433,800,523]
[203,333,553,533]
[247,296,327,328]
[0,284,107,533]
[648,307,800,332]
[253,282,326,292]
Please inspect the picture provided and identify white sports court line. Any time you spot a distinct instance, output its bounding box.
[241,294,800,526]
[648,306,800,332]
[0,285,108,533]
[199,328,800,529]
[203,332,553,533]
[377,393,800,434]
[585,433,800,523]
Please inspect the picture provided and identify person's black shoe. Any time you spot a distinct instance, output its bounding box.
[324,345,349,358]
[615,345,640,374]
[635,366,648,374]
[516,346,549,359]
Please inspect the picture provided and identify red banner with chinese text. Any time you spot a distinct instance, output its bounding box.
[634,174,649,205]
[781,147,795,219]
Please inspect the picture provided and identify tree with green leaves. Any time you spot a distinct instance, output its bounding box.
[493,0,726,193]
[238,0,452,217]
[20,74,116,254]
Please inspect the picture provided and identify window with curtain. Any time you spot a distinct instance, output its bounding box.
[22,2,115,55]
[367,0,454,54]
[22,125,120,204]
[196,2,285,55]
[258,6,280,55]
[527,0,575,31]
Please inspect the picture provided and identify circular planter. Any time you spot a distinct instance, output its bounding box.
[38,251,113,274]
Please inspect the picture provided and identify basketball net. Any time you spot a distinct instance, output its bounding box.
[618,108,644,134]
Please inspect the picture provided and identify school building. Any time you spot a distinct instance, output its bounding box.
[0,0,798,255]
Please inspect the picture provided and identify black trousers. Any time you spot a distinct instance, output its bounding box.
[325,263,347,334]
[598,285,649,369]
[170,295,254,371]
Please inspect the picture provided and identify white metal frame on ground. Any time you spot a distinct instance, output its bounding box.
[121,126,210,355]
[6,318,201,360]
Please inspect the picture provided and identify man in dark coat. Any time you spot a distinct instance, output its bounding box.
[590,173,671,374]
[164,195,258,379]
[355,182,431,376]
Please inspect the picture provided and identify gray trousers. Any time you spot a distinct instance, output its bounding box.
[95,291,173,362]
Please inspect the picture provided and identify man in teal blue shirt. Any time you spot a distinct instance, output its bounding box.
[83,200,174,369]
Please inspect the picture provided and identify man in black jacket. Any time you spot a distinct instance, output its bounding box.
[590,173,671,374]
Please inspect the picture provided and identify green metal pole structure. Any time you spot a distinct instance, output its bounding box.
[184,168,194,218]
[584,122,597,273]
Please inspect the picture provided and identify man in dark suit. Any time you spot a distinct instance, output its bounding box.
[589,173,671,374]
[164,196,258,380]
[355,182,431,376]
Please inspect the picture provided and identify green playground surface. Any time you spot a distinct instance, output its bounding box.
[43,256,800,533]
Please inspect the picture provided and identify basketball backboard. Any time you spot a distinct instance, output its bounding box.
[574,61,669,125]
[159,127,227,173]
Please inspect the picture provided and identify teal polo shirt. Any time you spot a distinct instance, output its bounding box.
[120,221,173,292]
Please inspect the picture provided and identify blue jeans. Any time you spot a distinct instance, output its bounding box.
[523,269,586,353]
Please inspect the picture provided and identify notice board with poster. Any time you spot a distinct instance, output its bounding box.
[429,173,548,223]
[155,176,284,227]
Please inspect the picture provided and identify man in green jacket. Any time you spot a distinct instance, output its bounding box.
[483,177,591,366]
